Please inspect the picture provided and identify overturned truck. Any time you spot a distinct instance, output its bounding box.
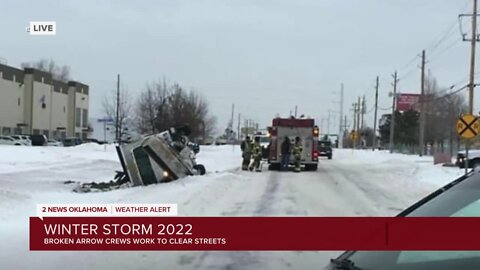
[73,125,206,192]
[118,126,206,186]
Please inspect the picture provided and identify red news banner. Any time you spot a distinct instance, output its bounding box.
[31,215,480,251]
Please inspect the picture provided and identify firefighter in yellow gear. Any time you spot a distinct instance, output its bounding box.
[293,136,303,172]
[241,136,252,170]
[249,136,262,172]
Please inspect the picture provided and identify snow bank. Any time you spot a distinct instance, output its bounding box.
[333,149,463,188]
[0,144,468,269]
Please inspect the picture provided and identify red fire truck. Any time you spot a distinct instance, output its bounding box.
[267,117,319,171]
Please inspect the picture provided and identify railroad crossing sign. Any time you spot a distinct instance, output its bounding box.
[457,114,480,139]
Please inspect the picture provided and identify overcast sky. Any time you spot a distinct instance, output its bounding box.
[0,0,477,135]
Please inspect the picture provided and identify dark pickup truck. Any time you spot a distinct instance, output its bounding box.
[317,140,333,159]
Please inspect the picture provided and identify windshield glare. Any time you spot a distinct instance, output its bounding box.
[345,173,480,270]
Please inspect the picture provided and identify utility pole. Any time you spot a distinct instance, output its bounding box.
[327,111,331,135]
[419,50,426,156]
[360,95,366,130]
[320,118,325,136]
[344,115,348,133]
[352,103,357,133]
[237,113,241,141]
[459,0,479,173]
[353,102,358,149]
[469,0,478,114]
[356,97,361,148]
[373,76,379,151]
[339,83,344,148]
[244,119,248,138]
[389,71,399,154]
[115,74,120,143]
[229,103,235,140]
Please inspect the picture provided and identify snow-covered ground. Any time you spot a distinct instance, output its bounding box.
[0,144,464,269]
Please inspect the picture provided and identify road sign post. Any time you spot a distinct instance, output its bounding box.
[457,114,480,174]
[349,131,358,153]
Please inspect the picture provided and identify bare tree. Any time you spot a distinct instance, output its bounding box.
[134,79,170,134]
[102,88,133,141]
[423,72,467,154]
[135,80,217,141]
[21,59,71,81]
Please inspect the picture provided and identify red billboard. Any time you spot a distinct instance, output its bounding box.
[396,93,421,111]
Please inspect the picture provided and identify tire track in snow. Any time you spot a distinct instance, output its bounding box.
[326,161,422,216]
[186,171,283,270]
[253,171,281,215]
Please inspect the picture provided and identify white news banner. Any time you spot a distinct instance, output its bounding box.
[37,204,178,220]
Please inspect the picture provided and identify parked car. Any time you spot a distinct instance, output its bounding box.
[215,138,228,145]
[456,149,480,169]
[324,171,480,270]
[256,134,270,159]
[203,137,215,145]
[47,139,63,147]
[30,134,48,146]
[0,136,24,146]
[9,135,31,146]
[63,137,83,147]
[318,140,333,159]
[83,138,101,144]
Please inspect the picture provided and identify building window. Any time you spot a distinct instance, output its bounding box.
[75,108,81,127]
[75,132,80,138]
[33,129,40,135]
[2,127,11,135]
[14,128,22,135]
[63,106,66,113]
[82,109,88,128]
[61,132,66,139]
[18,98,21,106]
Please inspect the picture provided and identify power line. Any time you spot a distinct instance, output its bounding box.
[398,65,419,81]
[398,55,419,73]
[413,84,469,105]
[399,37,462,82]
[396,0,470,76]
[428,38,462,63]
[366,104,375,114]
[428,20,460,53]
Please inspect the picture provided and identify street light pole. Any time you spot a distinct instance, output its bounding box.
[115,74,121,143]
